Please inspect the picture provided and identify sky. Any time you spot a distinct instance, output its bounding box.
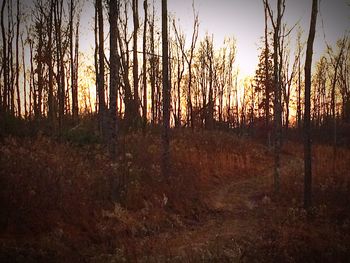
[168,0,349,76]
[77,0,349,79]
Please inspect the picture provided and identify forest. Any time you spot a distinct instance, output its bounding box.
[0,0,350,261]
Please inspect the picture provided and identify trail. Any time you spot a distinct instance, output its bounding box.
[144,153,303,260]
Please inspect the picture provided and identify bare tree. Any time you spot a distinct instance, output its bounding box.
[173,2,198,129]
[132,0,140,124]
[263,0,271,135]
[96,0,106,138]
[327,37,347,173]
[70,0,79,120]
[142,0,148,129]
[149,2,156,124]
[109,0,119,157]
[172,19,185,127]
[296,28,304,129]
[1,0,7,113]
[304,0,318,209]
[21,34,27,118]
[266,0,285,194]
[161,0,170,177]
[15,0,20,117]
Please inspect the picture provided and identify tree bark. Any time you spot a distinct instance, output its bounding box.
[109,0,119,157]
[161,0,170,178]
[96,0,106,138]
[21,34,26,118]
[304,0,318,209]
[132,0,140,123]
[1,0,7,113]
[15,0,20,117]
[267,0,284,194]
[142,0,148,130]
[48,2,54,124]
[70,0,78,120]
[263,1,270,132]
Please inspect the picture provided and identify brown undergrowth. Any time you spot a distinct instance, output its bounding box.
[0,130,349,262]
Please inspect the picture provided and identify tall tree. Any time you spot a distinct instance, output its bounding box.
[1,0,7,113]
[266,0,285,194]
[54,0,65,129]
[149,2,156,124]
[304,0,318,209]
[47,1,54,124]
[327,37,347,173]
[70,0,79,120]
[21,34,27,118]
[35,6,44,118]
[96,0,106,138]
[161,0,170,177]
[172,3,198,129]
[132,0,140,124]
[296,28,304,129]
[142,0,148,129]
[109,0,119,157]
[15,0,20,117]
[263,0,271,134]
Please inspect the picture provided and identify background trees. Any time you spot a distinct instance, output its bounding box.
[0,0,349,159]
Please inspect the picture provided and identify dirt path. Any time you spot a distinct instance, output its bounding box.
[144,154,303,260]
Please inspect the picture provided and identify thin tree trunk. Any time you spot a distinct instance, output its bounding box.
[161,0,170,178]
[70,0,78,120]
[264,2,270,131]
[267,0,284,194]
[297,31,302,130]
[29,38,34,118]
[1,0,7,113]
[133,0,140,123]
[149,4,155,124]
[94,2,99,114]
[74,17,80,116]
[142,0,148,130]
[109,0,119,157]
[304,0,318,209]
[15,0,20,117]
[21,34,27,118]
[48,2,54,124]
[97,0,106,138]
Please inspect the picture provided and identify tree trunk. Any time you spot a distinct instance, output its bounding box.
[94,2,99,114]
[109,0,119,157]
[97,0,106,138]
[70,0,78,120]
[133,0,140,124]
[1,0,7,113]
[161,0,170,178]
[264,2,270,131]
[21,34,26,118]
[270,0,284,194]
[304,0,318,209]
[142,0,148,130]
[15,0,20,117]
[297,31,302,130]
[149,8,155,124]
[48,2,54,125]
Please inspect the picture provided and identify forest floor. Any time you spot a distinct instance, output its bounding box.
[0,127,350,262]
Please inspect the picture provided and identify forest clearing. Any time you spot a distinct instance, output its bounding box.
[1,0,350,261]
[1,124,350,261]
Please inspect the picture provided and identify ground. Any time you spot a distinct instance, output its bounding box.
[0,129,349,262]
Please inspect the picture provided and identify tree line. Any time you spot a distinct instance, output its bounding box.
[0,0,349,207]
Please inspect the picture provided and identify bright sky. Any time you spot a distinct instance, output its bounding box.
[168,0,349,76]
[78,0,349,79]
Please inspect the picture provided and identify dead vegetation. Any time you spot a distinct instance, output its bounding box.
[0,130,349,262]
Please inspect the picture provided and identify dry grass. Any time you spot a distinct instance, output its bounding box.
[0,131,349,262]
